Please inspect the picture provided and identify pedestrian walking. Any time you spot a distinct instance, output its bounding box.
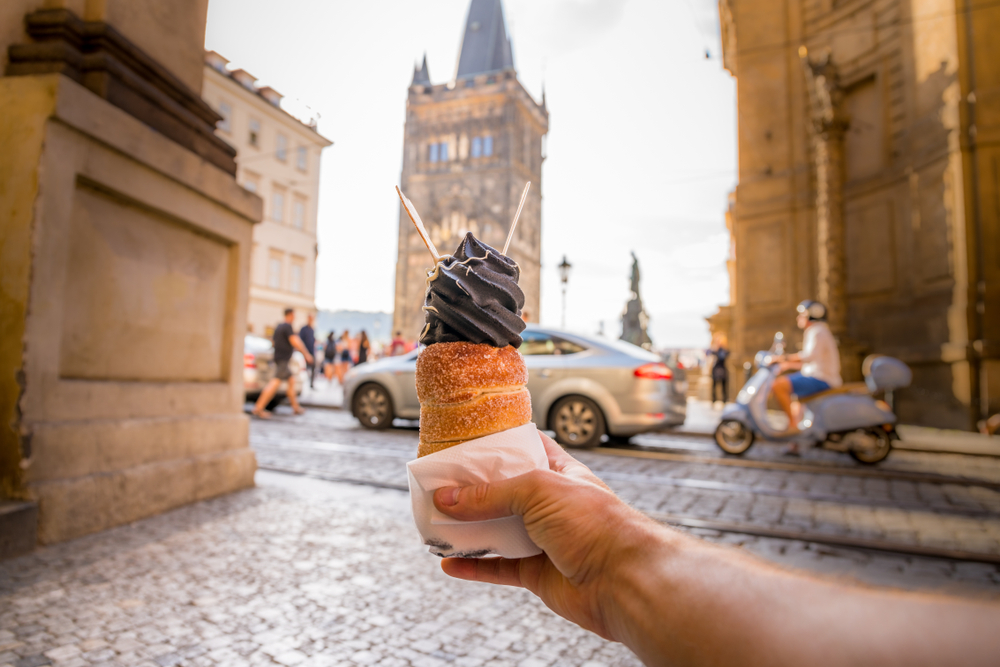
[299,313,317,389]
[252,308,314,419]
[709,333,729,406]
[357,330,370,365]
[323,332,337,382]
[388,331,406,357]
[334,330,352,384]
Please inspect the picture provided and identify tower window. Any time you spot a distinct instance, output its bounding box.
[483,136,493,157]
[471,137,482,158]
[429,143,439,163]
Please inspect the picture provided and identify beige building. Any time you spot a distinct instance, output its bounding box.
[393,0,548,340]
[712,0,999,430]
[202,52,331,337]
[1,0,259,554]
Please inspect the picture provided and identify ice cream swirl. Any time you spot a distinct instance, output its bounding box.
[420,233,526,348]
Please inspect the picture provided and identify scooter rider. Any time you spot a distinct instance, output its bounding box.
[771,300,842,452]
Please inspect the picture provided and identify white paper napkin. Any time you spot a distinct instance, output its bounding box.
[406,422,547,559]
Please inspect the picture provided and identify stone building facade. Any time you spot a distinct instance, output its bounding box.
[393,0,548,340]
[712,0,999,429]
[202,52,331,337]
[1,0,259,553]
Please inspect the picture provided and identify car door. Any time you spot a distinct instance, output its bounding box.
[521,331,582,423]
[393,350,420,416]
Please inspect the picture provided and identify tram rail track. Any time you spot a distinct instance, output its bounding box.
[589,444,1000,491]
[258,464,1000,566]
[252,436,1000,492]
[251,441,1000,517]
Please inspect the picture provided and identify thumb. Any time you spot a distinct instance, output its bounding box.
[433,470,549,522]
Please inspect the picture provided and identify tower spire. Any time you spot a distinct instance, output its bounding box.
[412,52,431,86]
[455,0,515,79]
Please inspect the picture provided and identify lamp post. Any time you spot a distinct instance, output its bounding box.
[558,255,572,329]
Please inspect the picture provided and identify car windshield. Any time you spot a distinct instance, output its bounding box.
[520,331,587,356]
[596,337,661,361]
[244,335,272,353]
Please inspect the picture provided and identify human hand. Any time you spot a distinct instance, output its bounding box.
[432,432,662,641]
[306,353,314,365]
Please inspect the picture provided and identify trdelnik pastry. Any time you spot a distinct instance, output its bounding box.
[416,233,532,457]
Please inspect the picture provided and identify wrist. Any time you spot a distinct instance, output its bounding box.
[595,512,686,646]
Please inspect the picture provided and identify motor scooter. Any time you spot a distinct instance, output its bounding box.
[713,334,912,464]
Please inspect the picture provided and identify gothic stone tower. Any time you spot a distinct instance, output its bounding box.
[393,0,548,341]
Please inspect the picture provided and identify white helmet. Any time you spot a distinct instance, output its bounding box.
[796,300,827,322]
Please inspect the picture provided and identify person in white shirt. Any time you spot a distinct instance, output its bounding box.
[772,300,843,451]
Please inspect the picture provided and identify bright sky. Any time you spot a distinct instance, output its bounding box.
[204,0,736,348]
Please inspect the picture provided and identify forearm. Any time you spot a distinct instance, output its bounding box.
[602,522,1000,666]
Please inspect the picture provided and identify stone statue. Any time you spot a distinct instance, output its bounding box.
[620,252,652,349]
[629,251,641,299]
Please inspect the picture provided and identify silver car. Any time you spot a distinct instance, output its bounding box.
[343,326,686,447]
[244,334,307,410]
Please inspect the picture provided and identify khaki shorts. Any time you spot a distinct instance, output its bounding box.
[274,360,292,380]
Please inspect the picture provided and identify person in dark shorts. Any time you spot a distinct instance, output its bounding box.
[357,330,370,365]
[299,313,317,389]
[252,308,314,419]
[323,332,337,381]
[709,333,730,405]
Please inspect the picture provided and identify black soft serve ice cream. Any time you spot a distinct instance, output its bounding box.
[420,233,526,348]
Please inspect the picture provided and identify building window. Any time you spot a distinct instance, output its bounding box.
[276,134,288,161]
[471,136,482,158]
[217,101,232,132]
[439,141,449,162]
[267,253,283,289]
[249,118,261,147]
[273,189,285,223]
[293,198,305,229]
[290,261,303,294]
[429,143,439,163]
[483,135,493,157]
[296,146,307,171]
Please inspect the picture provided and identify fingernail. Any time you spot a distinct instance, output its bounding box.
[439,487,460,506]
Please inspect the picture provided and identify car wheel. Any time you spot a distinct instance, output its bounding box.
[550,396,606,448]
[353,383,394,430]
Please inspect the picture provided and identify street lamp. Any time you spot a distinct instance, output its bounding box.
[558,255,572,329]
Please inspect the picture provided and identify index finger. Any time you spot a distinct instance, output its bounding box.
[538,431,611,491]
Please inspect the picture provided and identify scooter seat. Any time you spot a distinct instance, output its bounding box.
[801,382,869,402]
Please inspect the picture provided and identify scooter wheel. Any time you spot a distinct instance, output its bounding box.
[714,420,754,455]
[848,428,892,464]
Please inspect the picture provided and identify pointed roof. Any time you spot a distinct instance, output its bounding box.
[412,53,431,86]
[455,0,515,79]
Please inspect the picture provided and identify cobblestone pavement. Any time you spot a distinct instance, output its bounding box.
[0,472,642,667]
[250,409,1000,595]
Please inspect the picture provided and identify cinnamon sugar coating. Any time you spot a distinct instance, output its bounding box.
[416,342,528,405]
[416,342,532,457]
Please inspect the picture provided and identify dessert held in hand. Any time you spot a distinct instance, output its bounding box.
[416,232,532,457]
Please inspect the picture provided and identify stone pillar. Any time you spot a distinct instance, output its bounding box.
[800,49,865,381]
[0,2,261,551]
[801,49,849,338]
